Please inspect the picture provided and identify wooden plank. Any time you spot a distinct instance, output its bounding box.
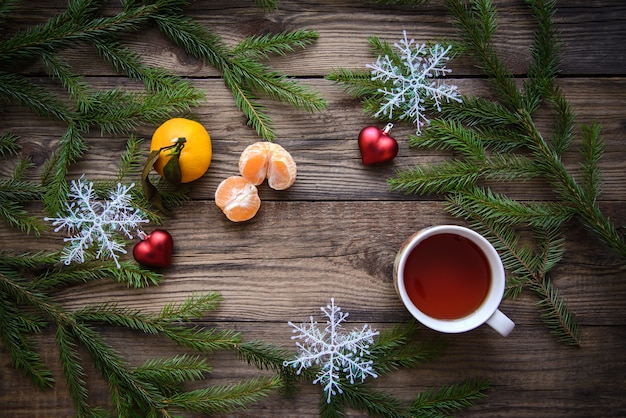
[2,77,626,201]
[4,1,626,77]
[1,200,624,325]
[1,321,624,417]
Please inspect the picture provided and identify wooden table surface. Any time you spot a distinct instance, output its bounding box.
[1,1,626,417]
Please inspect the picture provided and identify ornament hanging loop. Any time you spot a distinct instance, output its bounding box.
[383,123,393,134]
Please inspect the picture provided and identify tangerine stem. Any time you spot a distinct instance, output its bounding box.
[159,137,186,156]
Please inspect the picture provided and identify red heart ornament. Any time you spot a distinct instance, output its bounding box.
[133,229,173,268]
[358,123,398,165]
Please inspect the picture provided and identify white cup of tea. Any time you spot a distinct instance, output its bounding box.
[393,225,515,336]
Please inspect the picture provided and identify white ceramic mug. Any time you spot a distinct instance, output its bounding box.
[393,225,515,336]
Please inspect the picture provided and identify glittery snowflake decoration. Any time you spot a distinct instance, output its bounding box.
[284,298,379,403]
[367,30,462,134]
[45,176,149,267]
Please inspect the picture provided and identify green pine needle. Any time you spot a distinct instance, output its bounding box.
[164,376,283,415]
[445,186,574,231]
[409,377,490,417]
[325,67,380,98]
[389,158,482,195]
[0,291,54,389]
[132,354,212,386]
[579,122,604,202]
[233,29,319,60]
[33,260,162,290]
[159,292,223,322]
[0,71,75,122]
[0,132,21,156]
[531,277,580,346]
[332,384,405,418]
[55,324,91,414]
[371,320,446,375]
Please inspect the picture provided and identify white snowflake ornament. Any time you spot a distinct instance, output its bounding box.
[45,176,149,267]
[284,298,379,403]
[367,30,461,134]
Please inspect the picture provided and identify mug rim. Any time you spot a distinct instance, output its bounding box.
[394,225,505,333]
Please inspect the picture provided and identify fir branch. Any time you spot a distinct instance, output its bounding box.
[32,260,162,291]
[0,290,54,389]
[236,54,326,113]
[409,377,490,417]
[91,35,184,93]
[445,0,522,110]
[445,186,574,231]
[517,108,626,258]
[523,0,560,112]
[164,376,283,415]
[237,340,301,376]
[233,29,319,60]
[40,52,91,107]
[0,178,43,202]
[579,122,604,202]
[69,320,165,412]
[80,87,203,135]
[0,0,156,64]
[116,134,146,182]
[530,277,580,346]
[370,320,445,376]
[133,354,212,388]
[159,292,223,322]
[236,340,304,398]
[0,71,75,122]
[331,383,405,418]
[0,178,46,235]
[0,131,21,156]
[0,250,60,270]
[73,296,241,353]
[407,118,487,158]
[41,123,87,215]
[389,158,481,195]
[439,95,522,130]
[55,324,92,415]
[545,84,576,156]
[325,67,380,98]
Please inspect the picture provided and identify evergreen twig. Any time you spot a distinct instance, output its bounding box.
[409,377,491,417]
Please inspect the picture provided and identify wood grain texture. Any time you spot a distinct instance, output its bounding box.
[1,0,626,417]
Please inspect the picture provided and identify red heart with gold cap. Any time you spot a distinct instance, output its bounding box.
[133,229,173,268]
[358,123,398,165]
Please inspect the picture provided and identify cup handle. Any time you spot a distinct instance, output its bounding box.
[486,309,515,337]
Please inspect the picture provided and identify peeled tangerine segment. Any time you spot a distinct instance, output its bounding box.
[215,176,261,222]
[239,142,297,190]
[238,142,270,186]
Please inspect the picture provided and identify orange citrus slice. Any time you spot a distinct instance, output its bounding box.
[238,142,270,186]
[215,176,261,222]
[239,142,296,190]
